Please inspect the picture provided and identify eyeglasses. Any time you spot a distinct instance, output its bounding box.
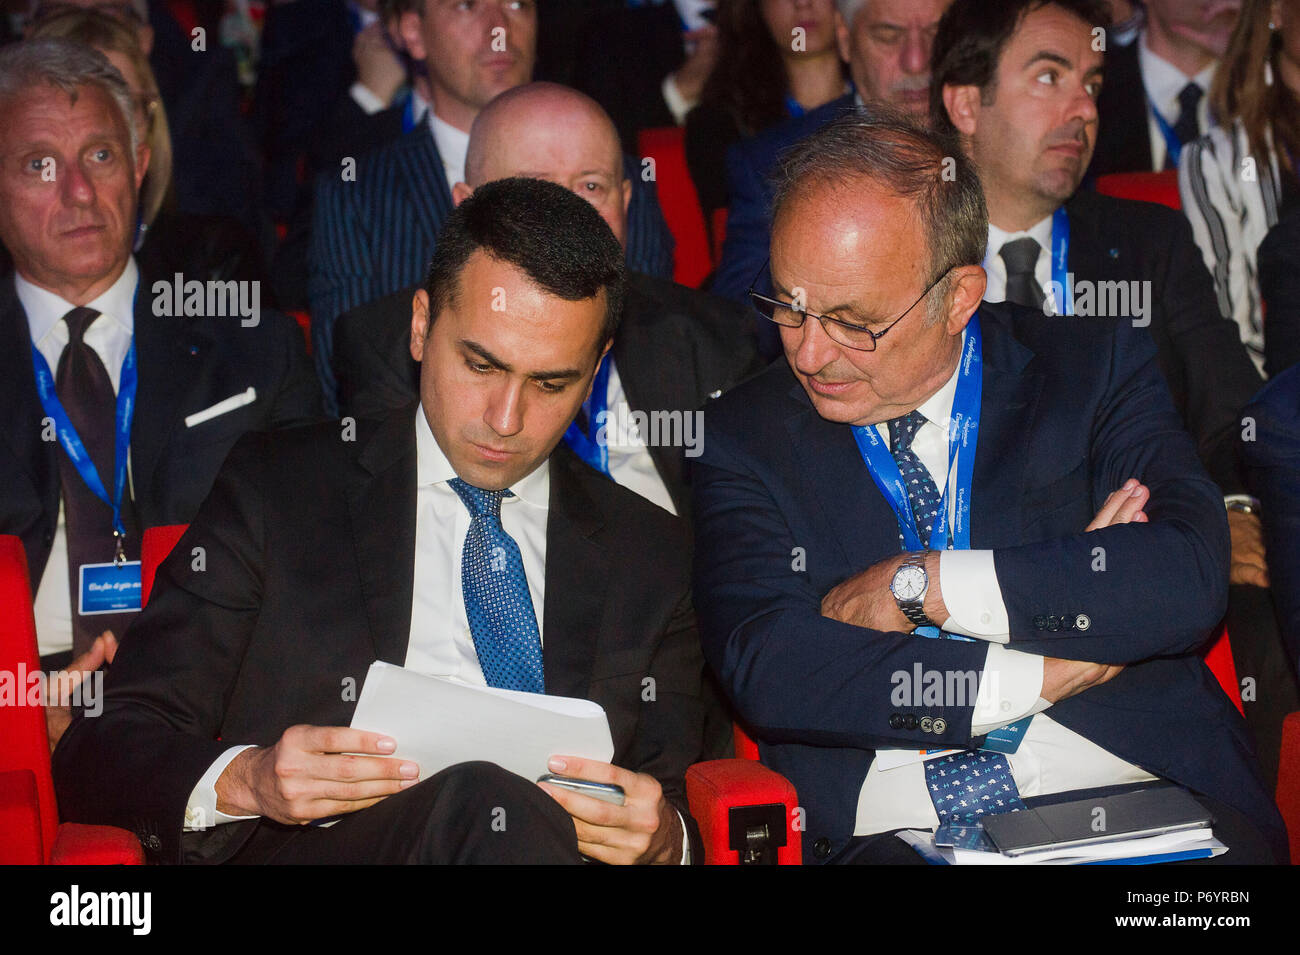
[748,261,952,351]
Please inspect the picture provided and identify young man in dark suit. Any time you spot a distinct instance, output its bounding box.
[1089,0,1238,177]
[0,41,318,694]
[54,178,715,865]
[333,82,763,517]
[933,0,1296,785]
[692,109,1285,866]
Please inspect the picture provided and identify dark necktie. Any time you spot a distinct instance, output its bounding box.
[888,410,941,548]
[999,238,1045,311]
[1166,82,1204,169]
[449,478,544,693]
[54,307,140,655]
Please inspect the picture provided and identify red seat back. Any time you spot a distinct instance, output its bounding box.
[1094,170,1182,210]
[142,525,190,606]
[0,536,58,862]
[637,126,712,288]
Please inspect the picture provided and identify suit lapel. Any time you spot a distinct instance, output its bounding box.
[129,286,218,501]
[785,384,899,570]
[967,312,1042,550]
[0,276,58,554]
[391,130,453,269]
[610,282,691,513]
[540,445,608,699]
[1064,196,1111,283]
[347,405,419,665]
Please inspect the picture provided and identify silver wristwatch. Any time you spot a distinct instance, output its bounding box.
[890,554,934,628]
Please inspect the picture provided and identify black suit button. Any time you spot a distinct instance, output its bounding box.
[920,717,933,733]
[1032,615,1047,630]
[146,834,161,851]
[813,838,832,859]
[1047,615,1061,631]
[904,714,919,730]
[888,714,905,729]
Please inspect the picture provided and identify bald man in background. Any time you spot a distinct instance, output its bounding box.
[333,82,763,519]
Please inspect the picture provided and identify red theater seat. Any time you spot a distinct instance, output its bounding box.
[637,127,713,289]
[1094,170,1182,211]
[0,535,143,864]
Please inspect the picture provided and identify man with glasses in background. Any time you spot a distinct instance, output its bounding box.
[691,110,1285,865]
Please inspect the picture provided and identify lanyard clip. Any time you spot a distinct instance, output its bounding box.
[113,529,126,567]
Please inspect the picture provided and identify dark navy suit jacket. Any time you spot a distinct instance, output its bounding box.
[692,301,1285,864]
[308,128,676,412]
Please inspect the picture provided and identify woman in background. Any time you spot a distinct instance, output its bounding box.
[685,0,848,225]
[1180,0,1300,375]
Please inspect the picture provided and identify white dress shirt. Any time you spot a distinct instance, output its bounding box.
[602,358,678,515]
[853,338,1154,836]
[1138,32,1216,170]
[18,259,139,658]
[983,215,1056,312]
[429,112,469,194]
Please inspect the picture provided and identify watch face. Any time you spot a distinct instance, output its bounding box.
[892,565,926,601]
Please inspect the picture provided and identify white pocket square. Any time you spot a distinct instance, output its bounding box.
[184,387,257,428]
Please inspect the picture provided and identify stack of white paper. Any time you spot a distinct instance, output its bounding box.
[349,661,615,782]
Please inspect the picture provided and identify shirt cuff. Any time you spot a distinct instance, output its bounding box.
[971,644,1049,735]
[660,73,696,126]
[349,80,388,116]
[676,807,691,865]
[939,549,1010,642]
[185,744,260,831]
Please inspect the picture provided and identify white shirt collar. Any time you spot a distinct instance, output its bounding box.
[16,257,138,349]
[916,330,964,432]
[414,404,550,509]
[1138,30,1215,120]
[429,111,470,191]
[986,213,1054,268]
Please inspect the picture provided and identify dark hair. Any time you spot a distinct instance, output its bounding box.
[771,108,988,319]
[699,0,846,137]
[425,177,626,348]
[929,0,1111,136]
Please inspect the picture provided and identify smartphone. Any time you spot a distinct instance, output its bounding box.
[536,774,626,806]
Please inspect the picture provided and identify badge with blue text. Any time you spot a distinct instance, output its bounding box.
[78,561,143,615]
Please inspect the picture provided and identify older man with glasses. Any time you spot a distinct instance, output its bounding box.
[693,110,1286,865]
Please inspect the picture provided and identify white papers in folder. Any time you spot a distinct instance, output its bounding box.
[349,661,615,782]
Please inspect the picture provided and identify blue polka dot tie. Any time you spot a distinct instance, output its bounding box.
[888,410,942,548]
[449,478,545,694]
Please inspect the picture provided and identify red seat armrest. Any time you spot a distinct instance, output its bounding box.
[51,823,145,865]
[686,758,801,865]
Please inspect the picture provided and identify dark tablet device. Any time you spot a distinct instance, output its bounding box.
[981,787,1215,856]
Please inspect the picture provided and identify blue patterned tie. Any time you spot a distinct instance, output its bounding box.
[925,750,1027,848]
[449,478,544,693]
[888,410,942,548]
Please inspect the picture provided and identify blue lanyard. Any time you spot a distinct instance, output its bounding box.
[29,296,138,562]
[563,352,613,475]
[850,315,983,552]
[784,94,806,119]
[400,90,417,135]
[1149,97,1185,168]
[1050,206,1072,316]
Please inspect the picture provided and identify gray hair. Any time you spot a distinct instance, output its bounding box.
[770,108,988,324]
[0,37,139,156]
